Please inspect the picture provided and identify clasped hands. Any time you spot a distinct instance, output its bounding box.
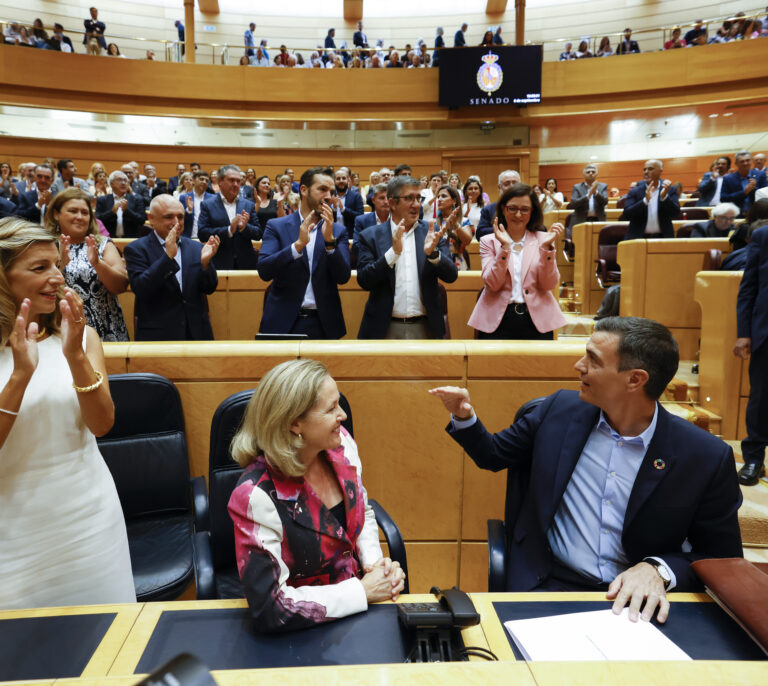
[428,385,670,623]
[163,220,220,268]
[645,179,672,201]
[391,218,446,257]
[361,557,406,603]
[294,203,335,253]
[229,209,251,234]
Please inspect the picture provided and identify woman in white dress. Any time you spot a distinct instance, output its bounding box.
[461,178,485,233]
[0,217,134,609]
[538,177,564,213]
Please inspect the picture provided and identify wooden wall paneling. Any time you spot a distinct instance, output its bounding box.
[693,271,745,440]
[104,343,130,375]
[616,240,648,318]
[400,543,460,595]
[208,274,230,340]
[464,340,585,379]
[444,272,484,340]
[459,542,490,593]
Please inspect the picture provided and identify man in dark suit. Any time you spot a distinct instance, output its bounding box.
[96,171,147,237]
[258,167,350,339]
[432,316,742,620]
[696,156,730,207]
[616,27,640,54]
[324,28,336,63]
[168,163,186,195]
[568,164,608,224]
[51,159,90,195]
[178,171,214,238]
[125,195,220,341]
[356,176,458,339]
[353,183,390,247]
[16,163,56,223]
[197,164,260,270]
[14,163,36,196]
[476,169,521,239]
[353,21,368,48]
[331,168,364,241]
[454,23,467,46]
[734,222,768,485]
[121,164,150,207]
[620,160,680,240]
[83,6,107,52]
[690,202,739,238]
[140,165,168,200]
[721,151,767,216]
[0,196,16,218]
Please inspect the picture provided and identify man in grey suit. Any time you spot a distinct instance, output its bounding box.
[568,164,608,225]
[51,159,90,195]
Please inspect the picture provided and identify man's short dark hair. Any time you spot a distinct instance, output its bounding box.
[218,164,241,178]
[716,155,731,169]
[300,166,333,189]
[35,163,54,176]
[371,183,388,196]
[192,170,209,180]
[429,172,442,181]
[56,159,73,172]
[594,316,679,399]
[394,164,412,176]
[387,175,420,199]
[189,162,201,169]
[54,23,63,30]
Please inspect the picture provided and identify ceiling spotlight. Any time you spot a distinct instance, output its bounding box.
[723,112,734,117]
[708,114,718,118]
[647,133,661,139]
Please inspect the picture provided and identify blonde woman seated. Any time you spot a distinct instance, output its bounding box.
[469,183,567,340]
[228,359,405,632]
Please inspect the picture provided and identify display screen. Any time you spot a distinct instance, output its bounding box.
[438,46,543,107]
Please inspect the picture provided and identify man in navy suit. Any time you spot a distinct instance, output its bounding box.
[721,151,767,216]
[432,316,742,621]
[0,196,16,218]
[356,176,458,339]
[178,171,214,238]
[620,160,680,240]
[353,183,390,247]
[257,166,350,339]
[96,171,146,238]
[476,169,521,239]
[734,223,768,485]
[696,156,730,207]
[16,163,56,224]
[331,168,364,241]
[14,163,36,197]
[197,164,260,270]
[454,23,467,46]
[124,195,220,341]
[168,163,186,195]
[324,28,336,63]
[353,21,368,48]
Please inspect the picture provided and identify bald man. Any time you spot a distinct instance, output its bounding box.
[124,195,220,341]
[620,160,679,240]
[476,169,521,238]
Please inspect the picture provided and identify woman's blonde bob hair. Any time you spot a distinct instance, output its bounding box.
[0,216,62,345]
[45,187,104,244]
[230,359,332,478]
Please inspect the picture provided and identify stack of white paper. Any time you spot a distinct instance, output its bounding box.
[504,609,692,661]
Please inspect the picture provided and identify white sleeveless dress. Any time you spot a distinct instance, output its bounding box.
[0,333,135,609]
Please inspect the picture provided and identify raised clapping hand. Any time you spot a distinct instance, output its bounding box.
[185,195,194,213]
[606,561,669,623]
[59,287,87,362]
[164,220,183,260]
[589,180,599,195]
[200,235,220,270]
[294,213,317,253]
[423,219,445,256]
[85,234,100,269]
[9,299,39,381]
[745,178,757,194]
[391,219,406,256]
[229,210,250,234]
[318,202,336,243]
[540,223,564,250]
[428,386,474,420]
[492,217,512,249]
[361,557,406,603]
[59,234,72,270]
[659,179,672,200]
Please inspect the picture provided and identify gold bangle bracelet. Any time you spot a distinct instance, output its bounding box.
[73,370,104,394]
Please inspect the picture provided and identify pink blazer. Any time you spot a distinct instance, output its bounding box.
[468,231,567,334]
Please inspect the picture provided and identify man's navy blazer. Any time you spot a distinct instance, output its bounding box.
[696,172,723,207]
[16,188,58,223]
[737,225,768,352]
[178,190,215,237]
[620,181,680,239]
[448,390,743,592]
[124,233,218,341]
[197,194,261,270]
[0,196,16,218]
[476,201,497,239]
[721,170,767,215]
[96,193,147,238]
[257,213,350,339]
[168,175,180,194]
[338,188,364,239]
[240,185,254,201]
[353,211,388,246]
[353,30,367,47]
[356,219,458,339]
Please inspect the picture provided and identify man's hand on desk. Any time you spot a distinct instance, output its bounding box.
[606,561,669,623]
[362,557,406,603]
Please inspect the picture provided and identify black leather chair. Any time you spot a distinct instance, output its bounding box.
[193,388,409,599]
[675,223,696,238]
[97,373,206,601]
[679,207,709,221]
[487,397,546,592]
[437,282,451,339]
[595,224,626,288]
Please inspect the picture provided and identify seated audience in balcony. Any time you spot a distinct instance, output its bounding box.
[125,195,220,341]
[31,19,49,48]
[690,202,739,238]
[574,40,593,58]
[198,164,260,270]
[480,29,494,47]
[684,19,707,45]
[736,19,760,39]
[17,164,57,224]
[96,170,146,238]
[621,160,679,239]
[83,7,106,54]
[664,27,686,49]
[15,27,36,48]
[616,27,640,54]
[3,23,21,45]
[250,47,270,66]
[538,178,565,212]
[697,156,731,207]
[596,36,614,56]
[47,188,129,341]
[433,27,445,66]
[239,55,250,66]
[469,183,565,340]
[107,43,125,58]
[558,42,575,60]
[47,23,73,52]
[386,50,402,67]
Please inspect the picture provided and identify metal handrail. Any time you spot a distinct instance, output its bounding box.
[1,9,764,64]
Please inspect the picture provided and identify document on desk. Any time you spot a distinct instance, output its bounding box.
[504,609,692,661]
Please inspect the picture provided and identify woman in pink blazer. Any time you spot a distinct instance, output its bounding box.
[469,183,567,339]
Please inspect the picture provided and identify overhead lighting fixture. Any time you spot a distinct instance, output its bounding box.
[590,155,598,160]
[723,112,734,117]
[647,133,661,139]
[708,114,718,118]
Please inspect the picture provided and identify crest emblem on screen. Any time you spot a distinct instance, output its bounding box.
[476,52,503,95]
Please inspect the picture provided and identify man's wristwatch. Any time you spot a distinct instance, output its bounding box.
[644,559,671,589]
[427,249,440,260]
[324,238,337,248]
